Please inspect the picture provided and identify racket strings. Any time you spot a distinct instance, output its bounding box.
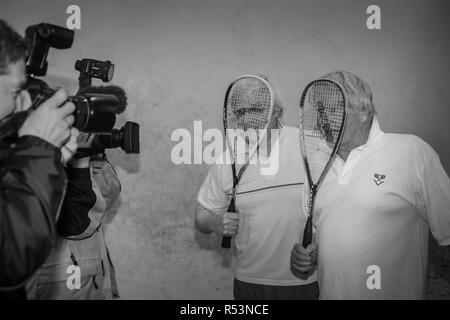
[301,81,345,184]
[225,77,272,159]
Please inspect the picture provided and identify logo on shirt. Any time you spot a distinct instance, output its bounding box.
[373,173,386,186]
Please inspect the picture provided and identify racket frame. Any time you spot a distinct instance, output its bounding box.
[221,75,275,248]
[299,79,348,248]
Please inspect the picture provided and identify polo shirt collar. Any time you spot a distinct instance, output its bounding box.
[333,117,384,184]
[352,116,384,152]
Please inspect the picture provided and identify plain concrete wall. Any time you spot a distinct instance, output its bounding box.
[1,0,449,299]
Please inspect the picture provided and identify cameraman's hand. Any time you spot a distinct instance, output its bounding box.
[61,128,79,165]
[18,89,75,148]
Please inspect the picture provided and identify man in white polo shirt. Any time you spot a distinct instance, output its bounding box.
[290,70,450,299]
[195,77,318,299]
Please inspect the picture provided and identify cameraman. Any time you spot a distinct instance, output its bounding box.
[26,86,124,300]
[0,20,79,299]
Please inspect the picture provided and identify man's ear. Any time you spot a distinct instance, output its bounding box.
[272,106,282,119]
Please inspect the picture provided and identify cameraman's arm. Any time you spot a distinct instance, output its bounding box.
[57,157,96,238]
[0,136,66,290]
[57,156,121,239]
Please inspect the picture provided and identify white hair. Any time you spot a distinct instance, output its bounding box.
[321,70,376,117]
[256,74,283,117]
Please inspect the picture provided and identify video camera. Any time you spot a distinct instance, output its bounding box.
[1,22,139,154]
[74,85,139,155]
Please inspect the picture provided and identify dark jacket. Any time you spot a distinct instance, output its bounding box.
[0,135,66,299]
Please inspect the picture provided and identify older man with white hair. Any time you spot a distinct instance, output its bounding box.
[290,70,450,299]
[196,75,318,300]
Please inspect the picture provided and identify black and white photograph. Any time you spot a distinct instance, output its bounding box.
[0,0,449,306]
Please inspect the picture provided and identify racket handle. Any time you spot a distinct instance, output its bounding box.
[221,199,236,249]
[221,236,232,249]
[302,215,313,248]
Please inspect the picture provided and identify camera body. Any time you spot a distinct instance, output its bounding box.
[19,22,139,154]
[80,121,140,155]
[25,23,121,134]
[26,77,120,133]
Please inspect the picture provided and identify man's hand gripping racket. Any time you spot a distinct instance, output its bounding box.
[221,75,275,248]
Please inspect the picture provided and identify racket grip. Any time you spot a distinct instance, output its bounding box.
[221,236,232,249]
[302,215,313,248]
[221,199,236,249]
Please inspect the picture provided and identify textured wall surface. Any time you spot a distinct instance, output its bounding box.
[1,0,449,299]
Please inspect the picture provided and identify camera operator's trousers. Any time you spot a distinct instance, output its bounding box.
[25,158,121,300]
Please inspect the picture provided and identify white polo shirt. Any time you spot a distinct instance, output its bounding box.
[315,118,450,299]
[197,125,317,286]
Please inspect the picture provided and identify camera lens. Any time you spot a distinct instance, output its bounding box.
[68,96,89,130]
[70,93,118,132]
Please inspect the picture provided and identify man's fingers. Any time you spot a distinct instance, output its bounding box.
[223,211,239,228]
[293,243,310,256]
[44,89,68,109]
[223,220,238,234]
[224,211,239,220]
[291,253,313,263]
[54,88,69,103]
[68,128,80,147]
[71,127,80,139]
[223,218,239,225]
[65,115,75,126]
[61,145,75,156]
[223,224,238,235]
[306,243,318,254]
[291,257,313,268]
[58,101,75,116]
[291,251,313,264]
[291,253,314,269]
[290,262,311,274]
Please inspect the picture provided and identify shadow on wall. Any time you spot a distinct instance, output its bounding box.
[108,148,140,175]
[102,151,140,226]
[37,75,77,94]
[194,225,234,269]
[103,194,122,227]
